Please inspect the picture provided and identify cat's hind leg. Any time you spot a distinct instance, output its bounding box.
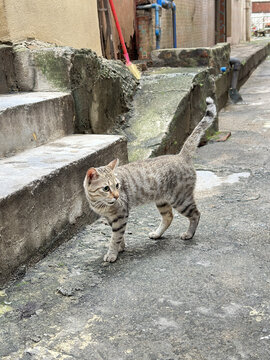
[149,202,173,239]
[173,196,200,240]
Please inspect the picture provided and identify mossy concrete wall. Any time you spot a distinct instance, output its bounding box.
[233,42,270,88]
[70,51,137,134]
[125,67,217,162]
[215,41,270,110]
[0,45,17,94]
[151,43,231,75]
[152,41,270,112]
[152,69,218,158]
[11,41,138,134]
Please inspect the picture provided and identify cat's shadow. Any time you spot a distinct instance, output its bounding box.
[98,232,199,275]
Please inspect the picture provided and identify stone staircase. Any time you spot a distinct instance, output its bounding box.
[0,92,74,157]
[0,46,128,286]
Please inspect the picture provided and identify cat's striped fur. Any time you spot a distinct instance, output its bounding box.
[84,97,216,262]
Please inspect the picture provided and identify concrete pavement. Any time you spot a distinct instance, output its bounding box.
[0,57,270,359]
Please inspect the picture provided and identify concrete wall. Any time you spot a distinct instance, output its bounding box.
[137,0,215,59]
[157,0,216,48]
[0,0,102,55]
[99,0,137,59]
[0,1,9,39]
[113,0,136,57]
[10,42,138,134]
[252,1,270,12]
[227,0,250,45]
[137,0,252,59]
[174,0,215,48]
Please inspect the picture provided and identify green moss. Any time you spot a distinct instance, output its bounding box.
[34,51,69,90]
[15,281,26,288]
[131,107,163,141]
[0,303,13,316]
[128,147,150,162]
[206,130,221,141]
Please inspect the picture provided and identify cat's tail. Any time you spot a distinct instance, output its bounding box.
[179,97,217,162]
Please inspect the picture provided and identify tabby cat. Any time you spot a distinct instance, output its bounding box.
[84,97,216,262]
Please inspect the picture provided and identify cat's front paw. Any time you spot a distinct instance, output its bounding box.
[180,232,193,240]
[148,231,161,240]
[104,252,118,262]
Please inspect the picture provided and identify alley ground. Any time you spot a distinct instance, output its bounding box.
[1,57,270,360]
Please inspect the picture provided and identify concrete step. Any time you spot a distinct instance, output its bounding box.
[0,92,75,158]
[0,134,128,286]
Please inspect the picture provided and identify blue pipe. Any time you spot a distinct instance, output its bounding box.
[137,3,161,50]
[137,1,177,50]
[154,4,161,49]
[172,2,177,48]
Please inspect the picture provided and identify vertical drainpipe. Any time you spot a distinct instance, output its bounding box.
[137,3,161,50]
[160,0,177,48]
[155,4,161,49]
[245,0,251,42]
[137,1,176,50]
[172,2,177,48]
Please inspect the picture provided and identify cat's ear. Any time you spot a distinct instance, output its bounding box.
[86,168,98,182]
[107,158,119,171]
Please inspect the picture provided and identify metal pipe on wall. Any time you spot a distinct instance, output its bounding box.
[229,57,243,103]
[245,0,251,42]
[137,0,177,50]
[172,2,177,48]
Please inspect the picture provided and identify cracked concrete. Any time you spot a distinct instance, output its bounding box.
[1,56,270,359]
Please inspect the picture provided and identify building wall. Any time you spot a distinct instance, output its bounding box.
[137,0,215,60]
[175,0,215,48]
[227,0,250,45]
[106,0,137,59]
[157,0,216,48]
[113,0,136,50]
[0,0,102,55]
[137,9,154,59]
[252,1,270,12]
[0,1,9,39]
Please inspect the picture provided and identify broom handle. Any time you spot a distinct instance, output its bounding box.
[108,0,130,62]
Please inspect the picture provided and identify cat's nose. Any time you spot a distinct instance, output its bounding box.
[113,192,119,200]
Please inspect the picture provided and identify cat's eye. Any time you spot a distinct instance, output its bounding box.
[116,183,120,189]
[103,186,110,192]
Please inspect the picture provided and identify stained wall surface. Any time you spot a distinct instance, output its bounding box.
[0,0,102,55]
[101,0,137,59]
[0,1,9,39]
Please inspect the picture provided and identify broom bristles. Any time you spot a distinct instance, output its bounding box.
[126,62,141,80]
